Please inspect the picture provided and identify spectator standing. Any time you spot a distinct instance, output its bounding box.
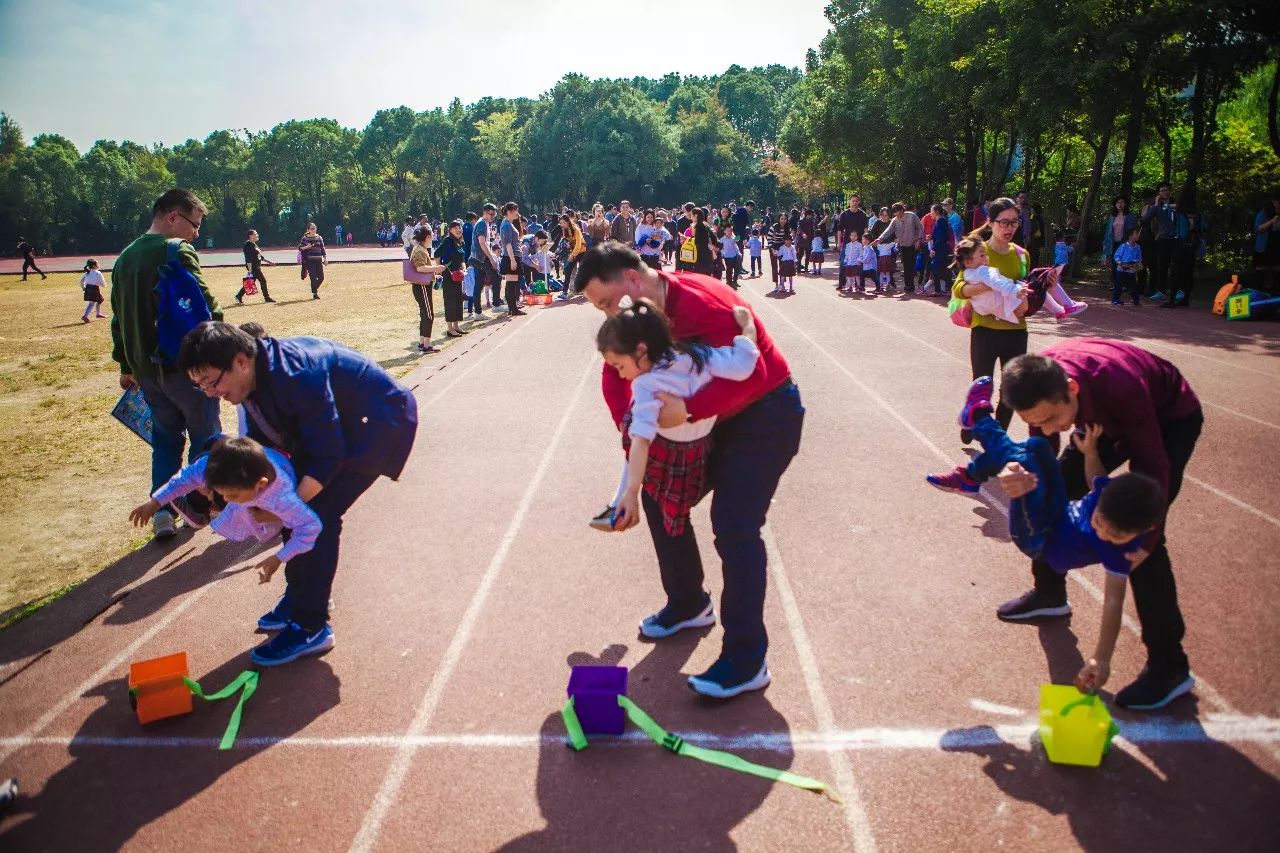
[874,202,924,293]
[110,189,222,538]
[299,222,327,299]
[470,202,502,313]
[437,219,468,337]
[609,200,638,246]
[1253,195,1280,291]
[498,202,527,316]
[407,225,445,353]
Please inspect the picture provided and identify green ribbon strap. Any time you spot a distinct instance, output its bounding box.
[183,670,259,750]
[560,693,837,800]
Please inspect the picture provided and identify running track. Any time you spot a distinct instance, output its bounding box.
[0,246,406,275]
[1,271,1277,850]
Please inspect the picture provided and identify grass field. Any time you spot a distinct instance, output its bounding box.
[0,260,470,619]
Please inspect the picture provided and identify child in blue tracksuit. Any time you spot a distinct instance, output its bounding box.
[925,377,1166,693]
[1053,228,1074,283]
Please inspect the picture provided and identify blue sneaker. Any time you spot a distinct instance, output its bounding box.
[257,592,292,632]
[958,376,994,429]
[639,596,715,639]
[926,466,980,494]
[688,657,770,699]
[250,622,334,667]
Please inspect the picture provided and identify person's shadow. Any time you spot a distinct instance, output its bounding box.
[0,654,340,850]
[500,634,796,851]
[942,704,1280,850]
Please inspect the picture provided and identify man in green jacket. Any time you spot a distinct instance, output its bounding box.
[110,189,223,538]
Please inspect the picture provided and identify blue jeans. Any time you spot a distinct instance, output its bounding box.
[644,381,804,669]
[966,416,1066,559]
[138,371,222,497]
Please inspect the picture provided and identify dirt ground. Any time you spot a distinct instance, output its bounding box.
[0,260,472,618]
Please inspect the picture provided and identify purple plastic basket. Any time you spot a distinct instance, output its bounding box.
[567,665,628,735]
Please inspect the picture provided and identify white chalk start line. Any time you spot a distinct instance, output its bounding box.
[4,713,1277,753]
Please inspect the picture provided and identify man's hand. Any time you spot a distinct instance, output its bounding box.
[1074,657,1111,693]
[129,498,160,527]
[1070,423,1103,456]
[119,373,139,391]
[613,490,641,532]
[656,391,689,430]
[255,554,283,584]
[995,461,1038,499]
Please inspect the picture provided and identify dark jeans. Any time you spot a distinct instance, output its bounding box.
[473,259,500,306]
[138,370,223,496]
[1031,409,1203,675]
[750,256,761,276]
[411,282,434,338]
[968,325,1029,431]
[1172,243,1195,304]
[768,250,780,283]
[643,381,805,668]
[724,256,740,288]
[1113,270,1141,303]
[1150,238,1176,296]
[796,240,810,271]
[304,258,325,294]
[900,246,918,291]
[837,241,848,287]
[504,279,521,310]
[236,264,270,301]
[21,258,44,278]
[967,416,1065,559]
[283,468,380,631]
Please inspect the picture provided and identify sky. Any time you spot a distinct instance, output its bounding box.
[0,0,833,152]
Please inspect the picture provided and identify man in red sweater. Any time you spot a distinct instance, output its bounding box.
[993,339,1202,711]
[575,242,805,698]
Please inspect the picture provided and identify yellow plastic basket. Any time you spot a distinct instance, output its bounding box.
[1038,683,1119,767]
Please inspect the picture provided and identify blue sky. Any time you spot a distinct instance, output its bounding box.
[0,0,833,152]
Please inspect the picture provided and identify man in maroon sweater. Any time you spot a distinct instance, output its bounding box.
[575,242,805,699]
[993,339,1202,710]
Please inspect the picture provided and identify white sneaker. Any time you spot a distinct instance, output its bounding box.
[152,509,177,539]
[471,312,490,321]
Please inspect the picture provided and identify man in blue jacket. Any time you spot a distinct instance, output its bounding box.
[179,322,418,665]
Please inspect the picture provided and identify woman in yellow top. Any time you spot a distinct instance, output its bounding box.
[558,213,587,298]
[407,225,445,354]
[951,196,1042,442]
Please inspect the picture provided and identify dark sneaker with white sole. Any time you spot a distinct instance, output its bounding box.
[688,658,771,699]
[250,622,334,666]
[996,588,1072,621]
[170,494,210,530]
[257,591,292,631]
[639,597,715,639]
[1115,667,1195,711]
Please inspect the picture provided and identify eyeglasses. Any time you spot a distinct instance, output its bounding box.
[993,218,1020,227]
[192,368,226,394]
[176,212,203,232]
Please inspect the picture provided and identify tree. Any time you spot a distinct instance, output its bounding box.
[716,70,781,150]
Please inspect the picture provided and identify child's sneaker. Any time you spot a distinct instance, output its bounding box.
[257,591,292,631]
[957,376,994,429]
[250,622,334,666]
[1110,298,1123,305]
[926,466,980,494]
[589,506,616,531]
[1057,302,1088,321]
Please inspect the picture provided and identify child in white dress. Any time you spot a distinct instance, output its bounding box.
[591,296,760,535]
[954,238,1086,323]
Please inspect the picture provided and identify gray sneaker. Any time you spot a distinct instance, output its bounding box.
[152,509,177,539]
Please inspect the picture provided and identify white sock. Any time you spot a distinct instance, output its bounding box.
[1048,281,1076,309]
[1041,290,1066,316]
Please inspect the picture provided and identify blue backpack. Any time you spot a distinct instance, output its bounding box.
[153,238,212,365]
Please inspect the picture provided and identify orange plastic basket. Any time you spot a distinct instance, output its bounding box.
[128,652,193,724]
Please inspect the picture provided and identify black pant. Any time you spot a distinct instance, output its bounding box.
[1150,239,1176,296]
[236,264,271,301]
[1032,410,1202,675]
[968,325,1029,431]
[724,256,740,288]
[1113,271,1142,304]
[644,382,805,666]
[1172,243,1195,304]
[837,241,848,287]
[283,469,380,631]
[22,258,45,278]
[443,277,463,322]
[768,250,780,283]
[304,258,325,293]
[411,282,434,338]
[900,246,918,291]
[796,240,809,271]
[504,279,520,310]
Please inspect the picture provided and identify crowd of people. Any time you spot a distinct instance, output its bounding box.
[68,182,1214,707]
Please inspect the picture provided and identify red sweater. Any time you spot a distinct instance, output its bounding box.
[602,271,792,427]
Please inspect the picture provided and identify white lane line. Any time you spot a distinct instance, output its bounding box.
[764,524,877,852]
[419,313,543,409]
[1071,315,1280,380]
[749,292,1273,757]
[805,286,1280,529]
[1199,400,1280,433]
[8,714,1278,751]
[0,541,260,764]
[348,350,598,853]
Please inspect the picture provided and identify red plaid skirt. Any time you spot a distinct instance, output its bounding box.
[621,411,713,537]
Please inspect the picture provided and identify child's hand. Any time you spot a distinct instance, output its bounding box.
[995,462,1038,499]
[732,305,757,344]
[129,498,160,527]
[613,491,640,533]
[1071,423,1103,456]
[1074,658,1110,693]
[255,554,283,584]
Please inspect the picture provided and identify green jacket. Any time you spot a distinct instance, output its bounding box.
[110,234,222,379]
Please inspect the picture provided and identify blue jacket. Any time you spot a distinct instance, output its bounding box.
[246,336,418,487]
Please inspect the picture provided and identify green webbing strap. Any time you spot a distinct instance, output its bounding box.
[183,670,259,750]
[560,694,837,801]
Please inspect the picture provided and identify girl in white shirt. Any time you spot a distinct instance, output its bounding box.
[776,235,798,294]
[79,259,107,323]
[954,238,1084,322]
[591,296,759,535]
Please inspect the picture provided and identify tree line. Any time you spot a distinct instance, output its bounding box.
[2,0,1277,268]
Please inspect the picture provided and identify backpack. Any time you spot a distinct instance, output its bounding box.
[679,233,698,264]
[154,238,212,365]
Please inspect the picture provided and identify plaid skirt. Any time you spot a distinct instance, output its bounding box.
[621,410,713,537]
